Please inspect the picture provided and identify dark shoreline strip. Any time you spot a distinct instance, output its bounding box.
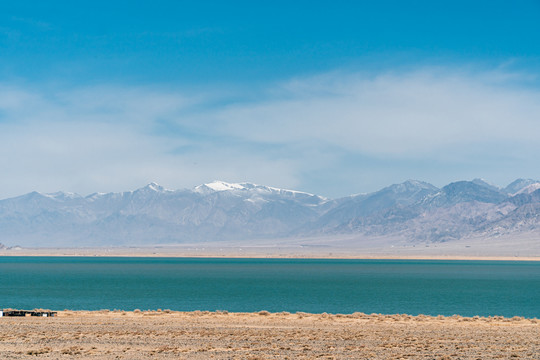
[7,309,534,322]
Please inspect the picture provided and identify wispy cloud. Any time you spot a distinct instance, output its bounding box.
[1,66,539,198]
[0,84,299,197]
[205,68,540,157]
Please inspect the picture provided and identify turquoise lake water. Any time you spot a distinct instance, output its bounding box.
[0,257,538,317]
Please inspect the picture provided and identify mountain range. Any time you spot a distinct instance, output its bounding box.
[1,179,540,248]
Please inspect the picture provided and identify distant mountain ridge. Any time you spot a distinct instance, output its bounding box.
[1,179,540,247]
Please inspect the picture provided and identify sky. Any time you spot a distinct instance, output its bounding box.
[1,1,540,198]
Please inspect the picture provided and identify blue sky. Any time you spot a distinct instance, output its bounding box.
[1,1,540,198]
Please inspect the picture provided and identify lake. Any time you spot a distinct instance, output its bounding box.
[0,257,538,317]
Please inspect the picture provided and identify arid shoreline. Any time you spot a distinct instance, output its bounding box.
[2,246,540,261]
[1,311,538,359]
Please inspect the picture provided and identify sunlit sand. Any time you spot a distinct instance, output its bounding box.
[1,311,538,359]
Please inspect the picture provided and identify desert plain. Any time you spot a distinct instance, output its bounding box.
[0,310,538,359]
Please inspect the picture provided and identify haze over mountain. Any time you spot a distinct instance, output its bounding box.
[1,179,540,249]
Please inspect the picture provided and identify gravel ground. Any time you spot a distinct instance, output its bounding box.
[0,311,539,359]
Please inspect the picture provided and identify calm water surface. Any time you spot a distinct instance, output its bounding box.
[0,257,538,317]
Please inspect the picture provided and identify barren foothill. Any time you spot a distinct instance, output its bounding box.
[0,311,538,359]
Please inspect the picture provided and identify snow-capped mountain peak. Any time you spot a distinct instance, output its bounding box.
[194,180,247,193]
[206,181,246,192]
[194,181,325,202]
[136,182,170,193]
[43,191,82,201]
[146,182,166,192]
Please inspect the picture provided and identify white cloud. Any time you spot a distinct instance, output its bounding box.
[205,69,540,156]
[0,67,539,198]
[0,84,301,197]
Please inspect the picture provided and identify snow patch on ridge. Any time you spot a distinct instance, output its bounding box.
[194,180,325,201]
[203,181,247,192]
[515,183,540,195]
[42,192,82,201]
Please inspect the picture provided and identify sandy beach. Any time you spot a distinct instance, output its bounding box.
[0,311,538,359]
